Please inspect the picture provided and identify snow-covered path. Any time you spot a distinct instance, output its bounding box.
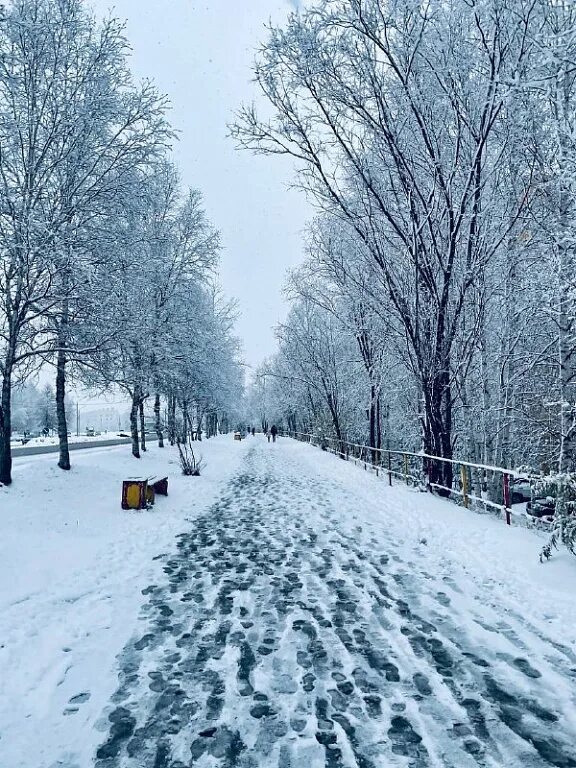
[91,439,576,768]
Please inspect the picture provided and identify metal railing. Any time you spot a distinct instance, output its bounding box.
[281,430,544,528]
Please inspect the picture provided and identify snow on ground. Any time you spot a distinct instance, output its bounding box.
[310,443,576,614]
[0,435,251,768]
[1,435,576,767]
[87,438,576,768]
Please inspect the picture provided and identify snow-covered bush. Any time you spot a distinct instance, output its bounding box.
[538,474,576,562]
[176,438,205,477]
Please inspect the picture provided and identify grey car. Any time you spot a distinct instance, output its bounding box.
[511,478,532,504]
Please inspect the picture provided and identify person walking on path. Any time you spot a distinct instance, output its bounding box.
[270,424,278,443]
[266,428,270,443]
[251,427,255,437]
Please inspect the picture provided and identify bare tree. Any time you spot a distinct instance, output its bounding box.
[0,0,170,482]
[233,0,535,490]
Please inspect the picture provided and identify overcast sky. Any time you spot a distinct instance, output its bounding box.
[88,0,311,374]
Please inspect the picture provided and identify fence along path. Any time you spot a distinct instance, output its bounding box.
[281,431,548,530]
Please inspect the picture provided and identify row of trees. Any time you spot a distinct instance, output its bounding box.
[11,382,74,436]
[237,0,576,490]
[0,0,242,485]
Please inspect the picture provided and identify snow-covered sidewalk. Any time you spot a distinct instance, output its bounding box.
[2,435,576,767]
[0,436,251,768]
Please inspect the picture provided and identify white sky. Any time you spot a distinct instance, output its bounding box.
[88,0,311,373]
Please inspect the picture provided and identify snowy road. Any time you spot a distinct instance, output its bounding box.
[11,437,159,458]
[91,440,576,768]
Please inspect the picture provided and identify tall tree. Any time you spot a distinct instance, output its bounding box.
[0,0,170,483]
[234,0,536,490]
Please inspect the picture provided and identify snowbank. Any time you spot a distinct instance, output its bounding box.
[10,431,123,449]
[0,435,250,768]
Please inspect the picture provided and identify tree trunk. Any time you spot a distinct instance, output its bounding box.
[554,49,576,471]
[495,154,521,469]
[0,368,13,485]
[56,341,70,471]
[130,388,140,459]
[139,399,147,452]
[182,400,188,443]
[376,392,382,450]
[325,390,344,457]
[154,393,164,448]
[557,178,576,471]
[206,412,215,438]
[369,383,377,465]
[423,367,453,494]
[168,394,176,445]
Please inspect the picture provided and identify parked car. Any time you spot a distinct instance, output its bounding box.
[526,496,555,523]
[510,477,533,504]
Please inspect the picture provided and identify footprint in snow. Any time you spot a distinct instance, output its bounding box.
[63,691,91,716]
[69,691,91,704]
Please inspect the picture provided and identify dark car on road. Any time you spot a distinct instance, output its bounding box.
[526,496,555,523]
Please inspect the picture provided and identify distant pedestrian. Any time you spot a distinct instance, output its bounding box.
[271,424,278,443]
[251,427,255,437]
[266,429,270,443]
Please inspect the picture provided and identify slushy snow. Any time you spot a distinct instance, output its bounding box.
[1,436,575,767]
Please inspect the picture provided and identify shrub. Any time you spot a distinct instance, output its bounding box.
[176,437,205,476]
[538,473,576,561]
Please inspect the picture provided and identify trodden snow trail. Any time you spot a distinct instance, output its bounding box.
[92,439,576,768]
